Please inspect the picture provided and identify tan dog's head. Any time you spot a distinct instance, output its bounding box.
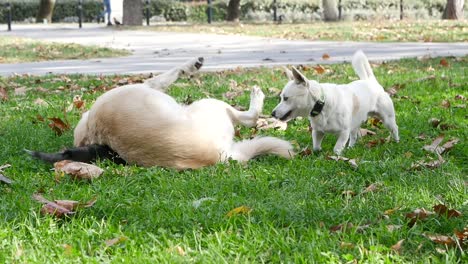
[271,67,321,121]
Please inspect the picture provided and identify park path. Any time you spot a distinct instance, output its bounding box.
[0,24,467,76]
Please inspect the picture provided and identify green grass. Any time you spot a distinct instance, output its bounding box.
[0,37,130,63]
[0,56,467,263]
[141,20,468,42]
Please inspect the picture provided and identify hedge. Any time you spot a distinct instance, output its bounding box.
[0,0,464,24]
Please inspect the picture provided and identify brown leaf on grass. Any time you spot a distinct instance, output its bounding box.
[342,190,356,197]
[62,244,73,255]
[359,128,376,137]
[34,98,49,107]
[105,236,128,247]
[423,136,459,155]
[330,222,354,232]
[439,58,449,67]
[411,154,445,170]
[54,160,104,180]
[366,138,386,148]
[384,206,401,216]
[48,117,70,136]
[386,83,406,97]
[454,228,468,246]
[405,208,434,226]
[0,87,8,101]
[299,148,312,156]
[391,239,405,254]
[433,204,462,218]
[32,193,74,218]
[424,234,455,246]
[313,65,326,74]
[226,205,252,217]
[455,94,466,101]
[368,117,382,127]
[328,156,358,169]
[73,95,85,109]
[362,183,380,194]
[256,117,287,131]
[441,100,451,108]
[14,87,28,96]
[0,174,13,184]
[429,118,441,128]
[386,225,402,232]
[53,200,80,211]
[322,53,330,60]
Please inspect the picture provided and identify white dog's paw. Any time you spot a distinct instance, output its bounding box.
[180,57,204,76]
[251,85,265,103]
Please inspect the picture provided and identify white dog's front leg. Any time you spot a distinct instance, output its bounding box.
[334,130,350,155]
[145,57,204,91]
[348,128,360,148]
[312,130,325,152]
[230,86,265,127]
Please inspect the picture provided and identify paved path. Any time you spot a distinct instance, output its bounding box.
[1,24,467,76]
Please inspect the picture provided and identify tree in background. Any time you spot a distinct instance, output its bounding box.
[322,0,339,21]
[443,0,464,19]
[37,0,56,23]
[227,0,241,22]
[123,0,143,25]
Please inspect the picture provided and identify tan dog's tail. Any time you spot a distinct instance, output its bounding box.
[352,50,376,81]
[230,136,295,162]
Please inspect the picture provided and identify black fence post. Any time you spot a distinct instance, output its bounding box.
[145,0,150,26]
[273,0,277,21]
[207,0,212,24]
[6,2,12,31]
[400,0,404,20]
[338,0,342,20]
[78,0,83,28]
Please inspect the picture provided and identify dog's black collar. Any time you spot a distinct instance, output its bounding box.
[310,100,325,117]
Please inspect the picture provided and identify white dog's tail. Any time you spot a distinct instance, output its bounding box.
[352,50,376,81]
[230,136,295,162]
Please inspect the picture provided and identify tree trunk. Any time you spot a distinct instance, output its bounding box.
[443,0,464,19]
[123,0,143,26]
[322,0,339,21]
[227,0,241,22]
[37,0,56,23]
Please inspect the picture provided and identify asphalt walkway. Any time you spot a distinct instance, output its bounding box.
[1,24,467,76]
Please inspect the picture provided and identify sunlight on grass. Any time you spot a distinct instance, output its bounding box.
[0,37,130,64]
[140,20,468,42]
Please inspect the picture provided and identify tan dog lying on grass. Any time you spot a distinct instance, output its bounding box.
[272,50,399,154]
[28,57,294,169]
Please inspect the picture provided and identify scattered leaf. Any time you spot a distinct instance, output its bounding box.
[330,222,354,232]
[0,174,13,184]
[226,205,252,217]
[48,117,70,136]
[455,94,466,101]
[342,190,356,197]
[387,225,402,232]
[313,65,326,74]
[366,138,386,148]
[424,234,455,246]
[441,99,450,108]
[53,200,79,211]
[73,95,85,109]
[328,156,358,169]
[454,228,468,246]
[405,208,434,225]
[359,128,376,137]
[391,239,405,254]
[384,206,401,216]
[0,87,8,101]
[411,154,445,170]
[256,117,287,131]
[105,236,128,247]
[416,133,427,140]
[54,160,104,180]
[423,136,459,155]
[429,118,441,128]
[14,87,27,96]
[322,53,330,60]
[433,204,462,218]
[362,183,380,194]
[439,58,449,67]
[340,242,355,249]
[299,148,312,156]
[34,98,49,107]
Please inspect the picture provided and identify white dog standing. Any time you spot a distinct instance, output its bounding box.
[29,57,294,169]
[272,50,399,154]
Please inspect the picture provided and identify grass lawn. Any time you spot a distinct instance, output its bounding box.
[141,20,468,42]
[0,56,466,262]
[0,37,130,63]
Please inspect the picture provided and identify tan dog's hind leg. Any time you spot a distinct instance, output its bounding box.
[227,86,265,127]
[145,57,204,91]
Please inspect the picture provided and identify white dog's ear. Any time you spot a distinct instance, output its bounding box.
[291,67,307,84]
[282,66,294,81]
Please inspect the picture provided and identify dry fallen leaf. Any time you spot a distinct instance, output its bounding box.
[256,117,287,131]
[405,208,434,225]
[322,53,330,60]
[313,65,326,74]
[0,173,13,184]
[441,99,451,108]
[226,205,252,217]
[439,58,449,67]
[454,228,468,246]
[48,117,70,136]
[424,234,455,246]
[0,87,8,101]
[14,87,28,96]
[391,239,405,254]
[362,183,380,194]
[328,156,358,169]
[384,206,401,216]
[34,98,49,107]
[366,138,386,148]
[455,94,466,101]
[411,154,445,170]
[54,160,104,180]
[433,204,462,218]
[105,236,128,247]
[330,222,354,232]
[429,118,441,128]
[422,135,445,154]
[32,193,74,218]
[359,128,376,137]
[386,225,402,232]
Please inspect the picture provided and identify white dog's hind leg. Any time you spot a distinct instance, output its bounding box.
[348,128,360,148]
[312,130,325,151]
[376,95,400,142]
[228,86,265,127]
[145,57,204,91]
[334,130,350,155]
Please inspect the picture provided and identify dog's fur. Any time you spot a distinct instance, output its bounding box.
[272,50,399,154]
[29,57,294,169]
